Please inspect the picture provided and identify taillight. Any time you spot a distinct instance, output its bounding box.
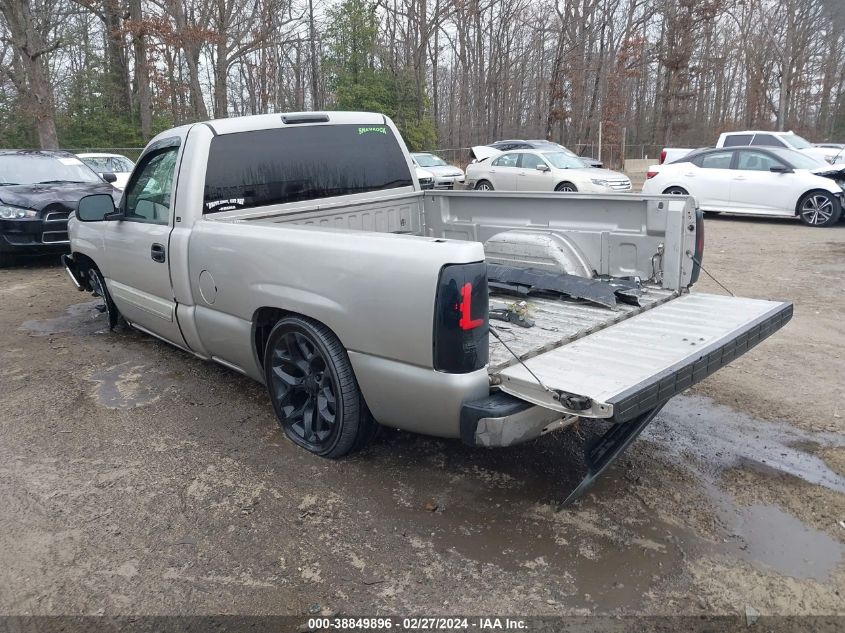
[433,262,488,373]
[690,208,705,285]
[659,150,667,164]
[646,170,658,179]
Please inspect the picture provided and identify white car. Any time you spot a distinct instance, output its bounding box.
[466,148,631,193]
[411,152,465,189]
[716,130,839,164]
[642,146,845,227]
[415,166,435,190]
[76,153,136,190]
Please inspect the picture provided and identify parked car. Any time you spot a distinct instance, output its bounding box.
[659,148,696,164]
[466,148,631,193]
[642,146,845,227]
[77,153,136,190]
[62,111,790,505]
[716,130,839,164]
[411,152,465,189]
[0,150,119,266]
[813,143,845,164]
[415,166,435,189]
[485,139,603,168]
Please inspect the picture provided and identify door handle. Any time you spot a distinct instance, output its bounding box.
[733,176,747,181]
[151,243,166,263]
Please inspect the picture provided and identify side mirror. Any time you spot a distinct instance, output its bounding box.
[77,193,119,222]
[537,164,551,172]
[102,172,117,183]
[770,165,793,174]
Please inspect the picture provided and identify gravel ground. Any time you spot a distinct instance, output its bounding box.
[0,214,843,621]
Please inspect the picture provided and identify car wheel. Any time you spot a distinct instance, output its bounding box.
[264,315,374,458]
[475,180,494,191]
[555,182,577,192]
[663,187,689,195]
[87,266,119,329]
[798,191,842,227]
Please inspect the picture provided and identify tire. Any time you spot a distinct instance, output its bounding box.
[798,191,841,227]
[663,186,689,195]
[263,315,374,458]
[475,180,494,191]
[87,266,119,329]
[555,182,578,192]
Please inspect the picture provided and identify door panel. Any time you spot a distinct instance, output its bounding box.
[686,151,734,209]
[517,153,554,191]
[102,142,186,345]
[728,150,798,215]
[489,153,520,190]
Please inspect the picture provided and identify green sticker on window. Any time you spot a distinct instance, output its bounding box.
[358,126,387,135]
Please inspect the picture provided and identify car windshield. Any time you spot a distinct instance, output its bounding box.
[0,154,101,185]
[769,148,826,170]
[413,154,447,168]
[81,156,135,172]
[781,133,812,150]
[541,151,588,169]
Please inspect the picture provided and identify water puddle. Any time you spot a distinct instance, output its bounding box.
[19,300,107,337]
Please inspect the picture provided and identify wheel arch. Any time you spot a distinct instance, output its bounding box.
[794,187,840,217]
[555,180,577,191]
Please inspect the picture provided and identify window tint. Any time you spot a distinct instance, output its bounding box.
[124,146,179,224]
[736,151,784,172]
[492,153,520,168]
[722,134,752,147]
[750,134,785,148]
[699,151,733,169]
[520,153,545,169]
[204,124,412,213]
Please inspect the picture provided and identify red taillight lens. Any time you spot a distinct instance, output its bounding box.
[659,150,667,164]
[646,170,658,179]
[434,263,488,373]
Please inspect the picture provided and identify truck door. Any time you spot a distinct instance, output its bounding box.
[101,138,186,346]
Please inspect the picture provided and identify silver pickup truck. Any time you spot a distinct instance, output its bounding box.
[64,112,792,504]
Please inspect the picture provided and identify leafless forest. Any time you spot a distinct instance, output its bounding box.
[1,0,844,158]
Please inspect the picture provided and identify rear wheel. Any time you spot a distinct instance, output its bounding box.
[555,182,578,192]
[475,180,494,191]
[264,316,374,458]
[87,266,119,329]
[798,191,841,227]
[663,186,689,195]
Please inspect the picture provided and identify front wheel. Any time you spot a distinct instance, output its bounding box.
[87,266,120,329]
[798,191,841,227]
[555,182,578,192]
[474,180,494,191]
[663,186,689,196]
[264,316,374,458]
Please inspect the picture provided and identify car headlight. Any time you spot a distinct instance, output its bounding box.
[0,204,37,219]
[590,179,610,187]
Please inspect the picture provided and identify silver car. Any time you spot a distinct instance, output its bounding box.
[466,148,631,193]
[411,152,465,189]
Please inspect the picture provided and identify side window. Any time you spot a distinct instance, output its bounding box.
[520,153,545,169]
[750,134,783,148]
[492,153,519,168]
[736,151,784,172]
[722,134,752,147]
[699,151,734,169]
[123,146,179,225]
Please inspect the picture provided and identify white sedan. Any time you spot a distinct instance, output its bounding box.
[77,153,136,190]
[466,148,631,193]
[642,147,845,227]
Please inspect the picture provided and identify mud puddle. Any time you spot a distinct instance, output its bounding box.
[87,360,177,409]
[19,300,108,337]
[646,395,845,581]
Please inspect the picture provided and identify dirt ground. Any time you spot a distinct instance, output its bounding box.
[0,214,843,623]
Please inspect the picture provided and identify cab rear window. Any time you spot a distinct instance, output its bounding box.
[203,123,413,213]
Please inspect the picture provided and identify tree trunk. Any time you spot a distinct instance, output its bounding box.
[129,0,152,139]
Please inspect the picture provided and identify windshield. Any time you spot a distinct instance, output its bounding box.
[541,151,588,169]
[0,154,102,185]
[769,148,826,170]
[413,154,447,168]
[781,133,812,150]
[81,156,135,172]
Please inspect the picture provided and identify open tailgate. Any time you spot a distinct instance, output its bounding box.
[495,292,792,421]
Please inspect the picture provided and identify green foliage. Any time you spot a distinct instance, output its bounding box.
[322,0,437,151]
[0,89,37,148]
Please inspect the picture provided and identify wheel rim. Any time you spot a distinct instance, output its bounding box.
[559,185,575,192]
[666,188,686,195]
[269,332,337,449]
[88,270,114,323]
[477,182,491,191]
[801,194,833,225]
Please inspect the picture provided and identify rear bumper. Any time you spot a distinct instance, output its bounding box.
[0,217,70,255]
[460,391,576,447]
